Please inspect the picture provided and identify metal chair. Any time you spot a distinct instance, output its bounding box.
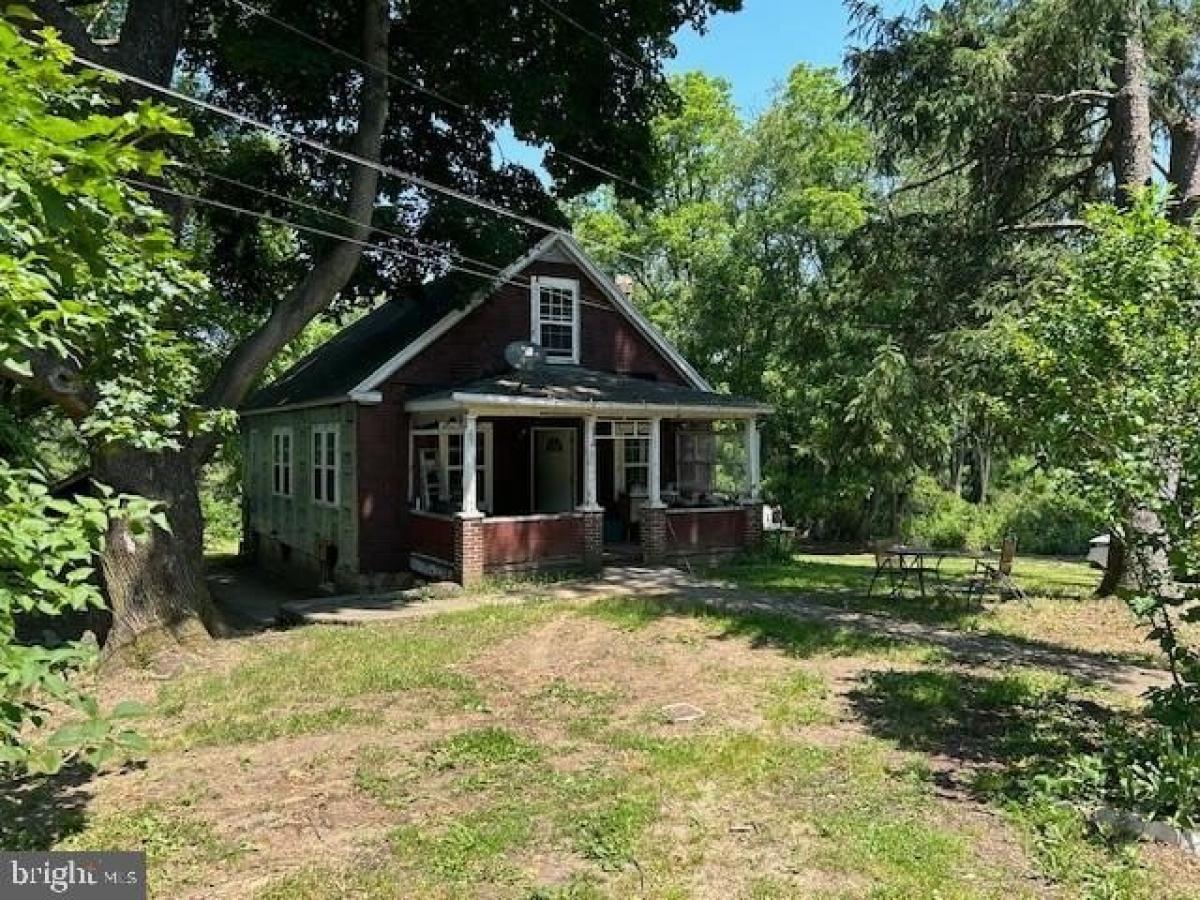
[967,536,1027,602]
[867,542,899,600]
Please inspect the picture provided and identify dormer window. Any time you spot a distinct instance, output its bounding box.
[531,276,580,364]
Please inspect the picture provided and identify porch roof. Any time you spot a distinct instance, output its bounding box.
[405,365,770,418]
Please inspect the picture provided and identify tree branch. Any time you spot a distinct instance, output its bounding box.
[198,0,391,444]
[998,219,1090,234]
[1011,89,1116,106]
[28,0,189,83]
[28,0,105,58]
[1,352,92,420]
[889,159,973,196]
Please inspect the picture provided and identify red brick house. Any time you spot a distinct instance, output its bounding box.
[240,235,769,587]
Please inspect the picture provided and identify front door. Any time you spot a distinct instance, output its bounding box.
[532,428,576,513]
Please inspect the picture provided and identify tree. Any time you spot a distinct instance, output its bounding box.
[0,15,204,772]
[574,67,885,535]
[847,0,1200,587]
[1012,194,1200,800]
[6,0,742,655]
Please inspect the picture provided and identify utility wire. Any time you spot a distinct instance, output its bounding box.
[62,49,648,267]
[228,0,653,198]
[533,0,646,73]
[125,177,533,288]
[172,160,520,279]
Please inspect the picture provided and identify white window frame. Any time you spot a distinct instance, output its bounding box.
[613,421,651,496]
[408,422,495,513]
[311,425,339,506]
[530,275,580,364]
[271,427,293,498]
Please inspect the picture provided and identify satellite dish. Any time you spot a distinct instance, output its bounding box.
[505,341,546,370]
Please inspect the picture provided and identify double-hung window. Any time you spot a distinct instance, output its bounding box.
[614,421,651,495]
[676,429,717,496]
[312,425,339,505]
[531,276,579,363]
[271,428,293,497]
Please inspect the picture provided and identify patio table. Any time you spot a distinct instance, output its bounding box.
[876,546,981,599]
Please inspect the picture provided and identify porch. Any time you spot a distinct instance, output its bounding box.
[400,367,770,584]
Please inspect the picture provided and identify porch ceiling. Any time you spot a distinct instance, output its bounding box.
[404,365,771,418]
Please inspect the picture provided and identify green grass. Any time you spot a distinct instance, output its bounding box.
[721,551,1099,599]
[571,793,658,871]
[50,585,1195,899]
[849,666,1108,766]
[59,802,245,896]
[429,726,542,770]
[582,595,942,663]
[157,603,553,748]
[710,551,1178,668]
[392,803,535,882]
[764,670,834,728]
[1001,798,1152,900]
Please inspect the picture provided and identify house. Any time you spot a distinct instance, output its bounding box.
[239,234,771,588]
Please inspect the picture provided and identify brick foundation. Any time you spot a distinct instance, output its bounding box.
[641,504,667,564]
[581,509,604,571]
[454,514,485,586]
[742,501,765,551]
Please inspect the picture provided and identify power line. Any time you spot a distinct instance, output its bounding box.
[228,0,464,113]
[172,160,518,278]
[124,177,533,288]
[63,49,648,267]
[228,0,653,198]
[533,0,646,73]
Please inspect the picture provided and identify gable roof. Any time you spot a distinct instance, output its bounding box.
[242,234,711,415]
[241,278,467,412]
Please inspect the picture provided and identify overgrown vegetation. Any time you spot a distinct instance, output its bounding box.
[0,16,197,777]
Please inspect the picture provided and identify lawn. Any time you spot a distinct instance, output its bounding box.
[7,556,1200,898]
[713,551,1185,667]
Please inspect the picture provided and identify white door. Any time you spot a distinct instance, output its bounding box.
[533,429,576,513]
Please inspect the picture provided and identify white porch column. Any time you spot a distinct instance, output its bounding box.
[581,415,599,509]
[648,416,663,507]
[461,412,479,516]
[743,417,761,501]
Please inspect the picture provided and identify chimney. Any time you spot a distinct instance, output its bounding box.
[614,274,635,298]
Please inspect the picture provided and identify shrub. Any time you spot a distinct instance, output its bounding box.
[990,474,1103,556]
[1050,721,1200,830]
[903,476,991,550]
[903,472,1102,555]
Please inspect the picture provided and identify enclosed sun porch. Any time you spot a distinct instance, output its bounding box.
[400,367,770,585]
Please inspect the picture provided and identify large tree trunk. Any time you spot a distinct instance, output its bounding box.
[1168,116,1200,223]
[1096,531,1126,597]
[1096,5,1166,600]
[1110,11,1153,208]
[82,0,391,652]
[94,446,225,659]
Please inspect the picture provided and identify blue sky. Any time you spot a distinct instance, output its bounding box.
[499,0,918,175]
[669,0,866,117]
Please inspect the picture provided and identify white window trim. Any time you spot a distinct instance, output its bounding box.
[408,422,495,513]
[271,427,293,498]
[530,275,581,365]
[614,422,650,496]
[311,424,340,507]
